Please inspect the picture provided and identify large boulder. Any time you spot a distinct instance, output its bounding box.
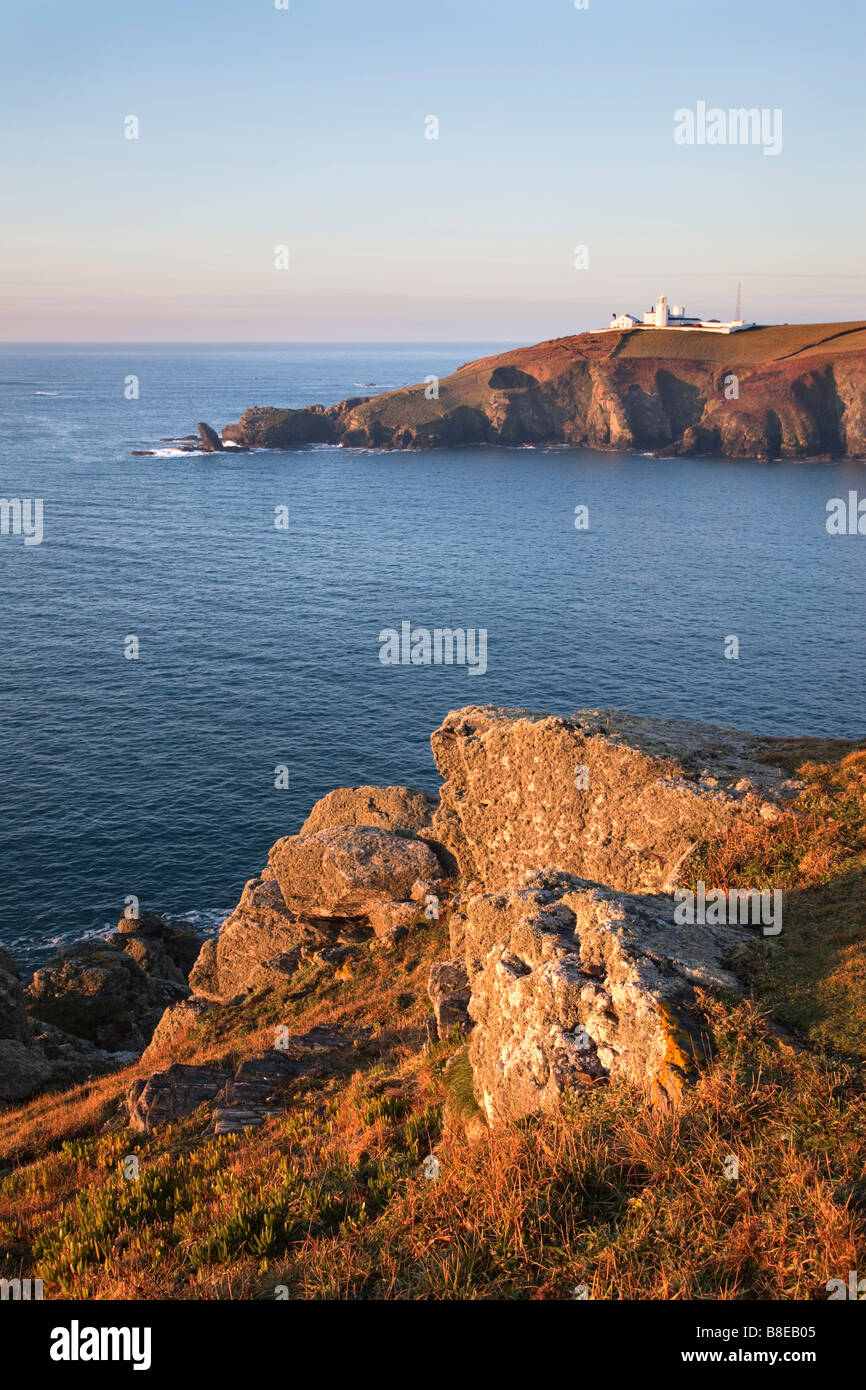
[189,788,448,1001]
[269,825,446,920]
[300,785,437,837]
[460,870,749,1124]
[189,867,331,1001]
[431,706,799,895]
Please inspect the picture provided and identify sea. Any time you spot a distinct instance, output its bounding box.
[1,343,864,971]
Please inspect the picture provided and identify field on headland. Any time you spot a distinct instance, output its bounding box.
[614,321,866,364]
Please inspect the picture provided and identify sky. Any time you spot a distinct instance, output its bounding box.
[1,0,865,341]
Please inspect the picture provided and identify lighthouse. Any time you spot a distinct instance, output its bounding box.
[609,291,754,334]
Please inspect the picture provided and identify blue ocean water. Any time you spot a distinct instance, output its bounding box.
[1,343,864,970]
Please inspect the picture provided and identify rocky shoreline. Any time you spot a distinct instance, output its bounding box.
[138,322,866,461]
[2,705,816,1130]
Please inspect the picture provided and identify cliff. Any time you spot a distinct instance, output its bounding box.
[213,322,866,459]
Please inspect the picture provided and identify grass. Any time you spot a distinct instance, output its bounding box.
[685,745,866,1057]
[2,996,860,1300]
[441,1046,485,1129]
[1,743,864,1299]
[615,321,866,365]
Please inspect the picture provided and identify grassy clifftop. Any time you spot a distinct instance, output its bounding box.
[614,320,866,363]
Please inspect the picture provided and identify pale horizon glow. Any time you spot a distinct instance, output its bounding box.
[2,0,864,342]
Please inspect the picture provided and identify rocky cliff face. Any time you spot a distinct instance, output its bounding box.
[0,708,810,1122]
[211,322,866,460]
[176,705,799,1126]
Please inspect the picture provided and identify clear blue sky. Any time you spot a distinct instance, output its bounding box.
[2,0,864,340]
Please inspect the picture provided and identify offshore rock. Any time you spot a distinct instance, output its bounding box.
[197,421,224,451]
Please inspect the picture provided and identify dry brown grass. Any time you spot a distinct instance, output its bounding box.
[686,748,866,1056]
[2,747,865,1300]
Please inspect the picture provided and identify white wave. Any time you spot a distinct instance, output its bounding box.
[149,447,209,458]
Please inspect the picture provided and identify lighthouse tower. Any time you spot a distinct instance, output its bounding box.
[655,293,669,327]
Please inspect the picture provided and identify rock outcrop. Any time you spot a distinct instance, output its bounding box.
[0,945,130,1100]
[299,785,437,838]
[0,1040,53,1102]
[189,866,329,1001]
[269,825,445,919]
[196,421,223,451]
[175,706,801,1122]
[202,322,866,460]
[456,870,749,1123]
[6,706,807,1125]
[189,790,449,1000]
[128,1027,369,1134]
[140,997,216,1065]
[27,913,203,1052]
[0,946,30,1044]
[127,1064,232,1134]
[430,706,799,896]
[210,1051,301,1135]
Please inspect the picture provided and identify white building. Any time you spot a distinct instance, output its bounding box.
[607,293,753,334]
